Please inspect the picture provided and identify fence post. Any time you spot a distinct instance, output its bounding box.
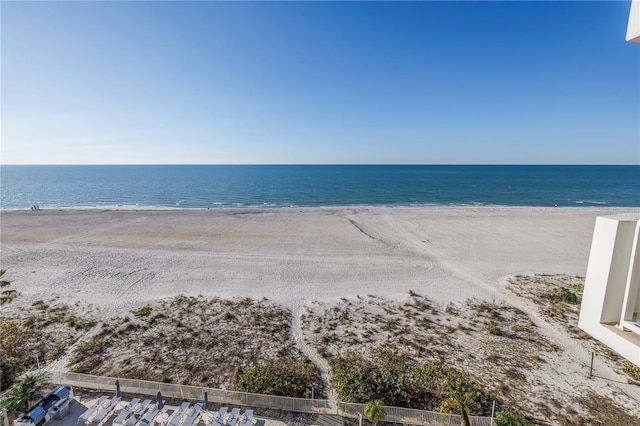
[490,400,495,425]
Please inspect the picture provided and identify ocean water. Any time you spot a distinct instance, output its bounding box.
[1,165,638,209]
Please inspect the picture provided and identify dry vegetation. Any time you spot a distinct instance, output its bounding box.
[69,295,317,391]
[0,299,97,390]
[3,275,638,425]
[507,274,586,338]
[574,393,640,426]
[299,295,553,415]
[299,288,640,425]
[507,274,639,383]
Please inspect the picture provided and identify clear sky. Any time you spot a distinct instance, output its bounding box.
[1,1,638,165]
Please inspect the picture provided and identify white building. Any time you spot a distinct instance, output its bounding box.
[627,0,640,43]
[579,214,640,366]
[577,1,640,369]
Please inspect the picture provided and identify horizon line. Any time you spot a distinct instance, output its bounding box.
[1,163,639,167]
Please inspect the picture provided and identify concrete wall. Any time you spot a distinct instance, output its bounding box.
[578,214,640,367]
[621,222,640,325]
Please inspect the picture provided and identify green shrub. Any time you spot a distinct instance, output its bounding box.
[551,287,578,304]
[133,305,152,317]
[494,411,534,426]
[235,358,318,398]
[0,321,26,391]
[330,347,491,414]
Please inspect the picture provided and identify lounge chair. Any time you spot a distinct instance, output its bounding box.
[224,408,240,426]
[211,408,228,426]
[139,400,163,426]
[237,410,253,426]
[180,404,202,426]
[113,399,141,426]
[91,395,121,424]
[200,410,215,426]
[125,400,151,426]
[78,396,109,424]
[167,402,190,426]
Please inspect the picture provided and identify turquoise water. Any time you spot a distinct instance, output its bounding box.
[1,165,638,209]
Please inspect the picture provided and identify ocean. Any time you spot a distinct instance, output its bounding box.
[1,165,638,209]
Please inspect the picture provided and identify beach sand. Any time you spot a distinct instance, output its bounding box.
[0,206,628,317]
[3,206,640,423]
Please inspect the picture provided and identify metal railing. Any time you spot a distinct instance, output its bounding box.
[46,372,494,426]
[47,372,329,414]
[337,402,494,426]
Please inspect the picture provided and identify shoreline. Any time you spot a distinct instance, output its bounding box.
[2,203,636,212]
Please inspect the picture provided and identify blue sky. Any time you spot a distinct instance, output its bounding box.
[2,1,638,165]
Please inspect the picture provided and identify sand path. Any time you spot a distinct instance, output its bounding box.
[495,278,640,410]
[290,304,335,406]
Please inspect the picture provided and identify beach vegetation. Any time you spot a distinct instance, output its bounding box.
[445,303,458,315]
[551,287,578,304]
[0,372,49,415]
[32,300,47,309]
[503,368,526,383]
[364,400,386,425]
[0,269,18,305]
[48,342,67,361]
[133,305,152,318]
[486,320,501,336]
[330,348,491,415]
[494,411,534,426]
[0,321,26,391]
[1,301,96,390]
[622,361,640,381]
[577,392,640,425]
[70,337,106,367]
[68,296,311,391]
[234,358,319,398]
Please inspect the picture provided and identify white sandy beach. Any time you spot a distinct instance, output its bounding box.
[0,206,630,318]
[3,206,640,423]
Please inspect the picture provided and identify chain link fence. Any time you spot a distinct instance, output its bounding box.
[47,372,330,414]
[46,372,494,426]
[337,401,493,426]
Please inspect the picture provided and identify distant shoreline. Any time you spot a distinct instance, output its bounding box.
[2,203,637,212]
